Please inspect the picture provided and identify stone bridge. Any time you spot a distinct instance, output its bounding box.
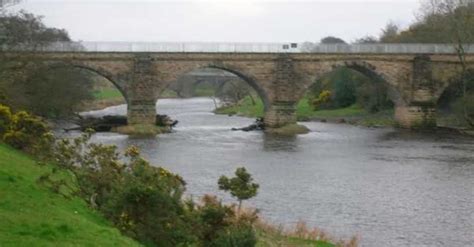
[5,43,474,129]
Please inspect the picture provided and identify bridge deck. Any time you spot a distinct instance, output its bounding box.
[3,42,474,54]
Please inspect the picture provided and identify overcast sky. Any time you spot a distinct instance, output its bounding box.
[11,0,422,43]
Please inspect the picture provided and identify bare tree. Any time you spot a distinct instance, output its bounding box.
[423,0,474,126]
[379,21,400,43]
[0,0,21,9]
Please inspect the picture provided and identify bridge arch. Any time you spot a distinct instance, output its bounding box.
[157,63,271,111]
[298,60,406,108]
[40,62,129,102]
[188,77,234,98]
[435,68,474,123]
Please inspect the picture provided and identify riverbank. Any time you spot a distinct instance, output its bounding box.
[0,141,350,246]
[0,144,140,246]
[215,96,396,127]
[52,97,474,246]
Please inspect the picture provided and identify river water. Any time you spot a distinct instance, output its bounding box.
[77,97,473,247]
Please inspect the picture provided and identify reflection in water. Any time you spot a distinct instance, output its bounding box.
[262,133,299,152]
[73,98,474,247]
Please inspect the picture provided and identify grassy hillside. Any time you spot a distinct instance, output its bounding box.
[0,142,347,246]
[0,144,141,246]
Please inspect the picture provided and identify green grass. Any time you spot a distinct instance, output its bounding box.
[214,96,265,117]
[194,85,217,97]
[0,143,141,247]
[92,88,123,100]
[296,99,366,119]
[215,95,395,127]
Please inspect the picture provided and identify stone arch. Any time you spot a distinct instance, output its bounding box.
[213,79,235,96]
[157,63,272,111]
[432,63,469,102]
[41,61,129,102]
[298,60,406,107]
[434,65,474,113]
[189,77,233,97]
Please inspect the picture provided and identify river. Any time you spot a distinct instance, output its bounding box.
[76,97,473,247]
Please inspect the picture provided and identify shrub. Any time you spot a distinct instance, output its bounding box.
[331,68,357,108]
[210,225,257,247]
[195,195,235,244]
[0,105,262,247]
[3,110,51,152]
[194,195,258,247]
[452,93,474,125]
[218,167,259,211]
[311,90,332,110]
[51,134,197,246]
[102,151,194,246]
[47,131,260,247]
[355,80,393,113]
[0,104,12,137]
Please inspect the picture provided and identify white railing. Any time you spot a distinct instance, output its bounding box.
[2,41,474,54]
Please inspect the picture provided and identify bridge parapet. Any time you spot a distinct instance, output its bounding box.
[3,41,474,54]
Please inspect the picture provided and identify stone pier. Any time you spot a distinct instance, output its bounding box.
[264,102,297,128]
[394,105,437,129]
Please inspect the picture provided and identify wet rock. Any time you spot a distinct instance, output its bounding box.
[68,114,178,132]
[232,118,265,132]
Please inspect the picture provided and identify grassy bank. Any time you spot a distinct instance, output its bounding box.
[0,143,141,246]
[0,142,347,246]
[92,88,123,100]
[215,96,395,127]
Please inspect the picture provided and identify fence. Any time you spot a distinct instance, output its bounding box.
[3,41,474,54]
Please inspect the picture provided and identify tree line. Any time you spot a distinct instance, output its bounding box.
[0,1,95,118]
[304,0,474,127]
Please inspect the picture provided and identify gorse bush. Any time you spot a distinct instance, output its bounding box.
[312,90,332,110]
[0,103,260,246]
[102,148,194,246]
[50,131,194,246]
[0,104,52,153]
[48,131,258,247]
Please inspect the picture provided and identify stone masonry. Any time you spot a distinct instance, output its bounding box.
[7,52,474,129]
